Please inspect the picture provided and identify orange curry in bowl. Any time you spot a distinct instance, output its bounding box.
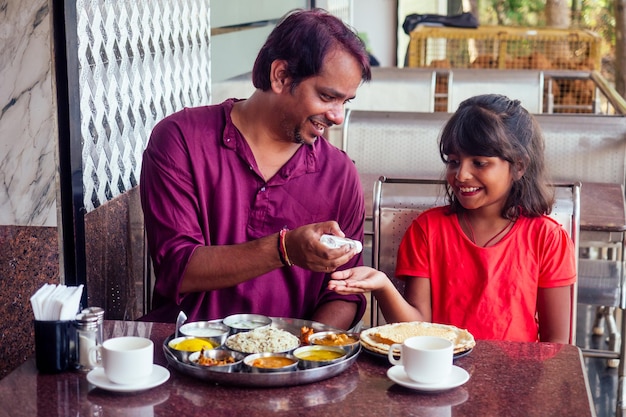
[312,333,358,346]
[251,356,297,369]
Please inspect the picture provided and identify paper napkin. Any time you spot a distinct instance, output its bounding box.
[30,284,84,321]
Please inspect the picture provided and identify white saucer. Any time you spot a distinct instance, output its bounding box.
[87,364,170,393]
[387,365,469,392]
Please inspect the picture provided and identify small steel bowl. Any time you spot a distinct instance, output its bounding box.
[223,314,272,334]
[308,331,361,356]
[293,345,347,369]
[167,336,218,362]
[243,352,299,373]
[179,320,230,347]
[188,348,245,373]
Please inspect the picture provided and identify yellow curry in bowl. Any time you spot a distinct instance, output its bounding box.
[170,337,216,352]
[294,345,347,369]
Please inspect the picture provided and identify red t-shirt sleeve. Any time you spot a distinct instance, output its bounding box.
[395,216,431,279]
[537,224,577,288]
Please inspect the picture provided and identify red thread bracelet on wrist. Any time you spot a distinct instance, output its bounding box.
[278,228,293,267]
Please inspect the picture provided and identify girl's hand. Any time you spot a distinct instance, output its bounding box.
[328,266,390,294]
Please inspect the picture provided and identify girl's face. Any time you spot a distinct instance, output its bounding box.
[445,152,516,214]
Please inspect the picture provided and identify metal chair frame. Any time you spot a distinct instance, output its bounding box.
[370,176,581,344]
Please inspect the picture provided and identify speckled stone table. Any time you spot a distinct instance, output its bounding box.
[0,320,595,417]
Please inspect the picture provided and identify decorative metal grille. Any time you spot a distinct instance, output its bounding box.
[75,0,211,212]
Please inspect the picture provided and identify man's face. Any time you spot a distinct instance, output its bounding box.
[276,48,364,146]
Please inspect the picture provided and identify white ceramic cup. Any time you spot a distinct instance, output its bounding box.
[388,336,453,384]
[89,336,154,384]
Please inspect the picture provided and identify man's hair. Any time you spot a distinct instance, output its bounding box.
[252,8,372,91]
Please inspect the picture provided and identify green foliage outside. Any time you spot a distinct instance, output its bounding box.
[578,0,615,54]
[479,0,546,26]
[478,1,615,75]
[479,0,613,51]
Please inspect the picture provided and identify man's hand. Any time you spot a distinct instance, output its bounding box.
[284,221,361,272]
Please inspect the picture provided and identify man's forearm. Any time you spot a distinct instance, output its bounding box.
[179,233,282,293]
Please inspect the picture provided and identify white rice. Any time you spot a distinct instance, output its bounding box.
[225,327,300,353]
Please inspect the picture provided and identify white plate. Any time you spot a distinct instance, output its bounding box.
[360,321,476,355]
[87,364,170,393]
[387,365,469,392]
[363,344,473,361]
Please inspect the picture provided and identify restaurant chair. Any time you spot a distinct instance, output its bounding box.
[346,67,437,113]
[370,176,581,344]
[534,115,626,368]
[447,69,545,113]
[342,110,450,242]
[143,229,156,316]
[578,251,623,367]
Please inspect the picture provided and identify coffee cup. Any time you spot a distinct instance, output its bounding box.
[388,336,453,384]
[89,336,154,384]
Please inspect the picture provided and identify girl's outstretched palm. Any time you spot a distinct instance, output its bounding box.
[328,266,389,294]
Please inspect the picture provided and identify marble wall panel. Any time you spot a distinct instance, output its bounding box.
[0,0,60,380]
[0,0,58,227]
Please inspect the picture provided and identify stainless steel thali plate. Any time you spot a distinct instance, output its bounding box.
[163,317,361,387]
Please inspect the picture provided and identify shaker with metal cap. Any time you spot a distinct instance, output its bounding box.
[81,306,104,344]
[74,312,101,371]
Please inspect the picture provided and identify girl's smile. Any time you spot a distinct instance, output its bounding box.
[446,153,515,214]
[457,185,481,195]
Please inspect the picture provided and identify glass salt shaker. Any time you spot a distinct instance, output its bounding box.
[81,306,104,346]
[74,312,100,372]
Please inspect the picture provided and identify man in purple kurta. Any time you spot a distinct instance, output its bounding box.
[139,9,372,329]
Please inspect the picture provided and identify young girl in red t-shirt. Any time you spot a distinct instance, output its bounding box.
[329,94,576,343]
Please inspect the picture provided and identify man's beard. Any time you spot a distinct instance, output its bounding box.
[294,129,305,144]
[293,128,316,145]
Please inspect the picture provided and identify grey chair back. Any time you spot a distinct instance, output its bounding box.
[371,176,581,344]
[347,67,437,113]
[447,69,544,113]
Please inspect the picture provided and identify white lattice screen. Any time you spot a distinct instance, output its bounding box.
[75,0,211,212]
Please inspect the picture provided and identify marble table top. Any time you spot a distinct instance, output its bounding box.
[0,320,595,417]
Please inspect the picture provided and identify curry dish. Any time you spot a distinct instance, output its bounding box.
[251,356,297,369]
[295,349,344,361]
[196,352,236,367]
[312,333,358,347]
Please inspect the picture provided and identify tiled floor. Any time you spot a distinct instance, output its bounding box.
[577,304,621,417]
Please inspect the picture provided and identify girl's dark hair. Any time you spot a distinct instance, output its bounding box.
[439,94,554,219]
[252,8,372,92]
